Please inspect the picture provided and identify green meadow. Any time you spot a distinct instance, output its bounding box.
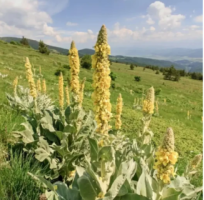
[0,39,202,197]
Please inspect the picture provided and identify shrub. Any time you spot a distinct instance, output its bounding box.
[63,64,70,70]
[110,71,117,81]
[20,36,29,46]
[134,76,141,82]
[155,70,160,74]
[130,64,134,70]
[54,69,66,76]
[155,88,162,95]
[80,55,92,69]
[38,40,50,55]
[10,41,17,45]
[111,82,116,89]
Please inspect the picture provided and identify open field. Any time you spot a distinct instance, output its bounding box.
[0,39,203,198]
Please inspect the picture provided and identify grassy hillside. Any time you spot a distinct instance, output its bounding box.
[1,37,202,73]
[0,39,203,187]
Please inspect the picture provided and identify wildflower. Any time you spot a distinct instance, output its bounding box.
[92,25,112,134]
[115,93,123,130]
[79,78,86,106]
[190,154,202,169]
[13,76,18,96]
[42,79,46,94]
[143,87,155,115]
[59,72,64,109]
[155,100,159,113]
[164,98,166,104]
[187,111,190,119]
[37,79,41,92]
[65,85,70,106]
[68,170,76,178]
[154,127,178,183]
[25,57,37,98]
[68,41,80,102]
[98,140,104,147]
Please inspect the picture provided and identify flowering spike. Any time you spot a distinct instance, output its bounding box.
[92,25,112,134]
[25,57,37,98]
[42,79,46,94]
[37,79,41,92]
[59,72,64,109]
[79,78,86,106]
[68,41,80,103]
[115,93,123,130]
[190,154,202,169]
[65,85,70,106]
[13,76,18,96]
[143,86,155,115]
[154,127,178,184]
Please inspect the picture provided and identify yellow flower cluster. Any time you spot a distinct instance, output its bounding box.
[68,170,76,178]
[79,78,86,106]
[190,154,202,169]
[65,85,70,106]
[42,79,46,94]
[68,41,80,101]
[59,72,64,109]
[25,57,37,98]
[154,128,178,183]
[37,79,41,92]
[143,87,155,115]
[13,76,18,96]
[92,25,112,135]
[115,93,123,130]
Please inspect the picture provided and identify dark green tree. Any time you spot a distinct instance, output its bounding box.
[80,55,92,69]
[130,64,134,70]
[20,36,29,46]
[39,40,50,55]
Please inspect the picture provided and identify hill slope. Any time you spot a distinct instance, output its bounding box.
[0,38,203,186]
[0,37,202,73]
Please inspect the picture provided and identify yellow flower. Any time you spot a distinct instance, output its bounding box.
[115,93,123,130]
[65,85,70,106]
[98,140,104,147]
[68,41,80,103]
[25,57,37,98]
[59,72,64,109]
[37,79,41,92]
[92,25,112,135]
[154,128,178,184]
[13,76,18,96]
[68,170,76,178]
[79,78,86,106]
[143,87,155,115]
[42,79,46,94]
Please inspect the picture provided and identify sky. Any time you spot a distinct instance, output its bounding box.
[0,0,203,55]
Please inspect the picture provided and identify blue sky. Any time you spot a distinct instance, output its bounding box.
[0,0,203,55]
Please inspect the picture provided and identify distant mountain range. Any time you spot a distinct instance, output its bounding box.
[0,37,202,73]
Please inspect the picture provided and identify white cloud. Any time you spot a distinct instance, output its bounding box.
[194,15,203,23]
[66,22,78,26]
[150,26,155,31]
[190,25,200,30]
[147,1,185,30]
[146,17,155,25]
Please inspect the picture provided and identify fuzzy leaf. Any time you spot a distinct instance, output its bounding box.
[162,188,182,200]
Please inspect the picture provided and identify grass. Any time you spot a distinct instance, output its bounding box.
[0,39,203,191]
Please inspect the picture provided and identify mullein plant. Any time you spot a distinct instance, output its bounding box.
[68,41,80,104]
[141,87,155,138]
[25,57,37,99]
[58,72,64,110]
[115,93,123,130]
[79,78,86,107]
[92,25,112,135]
[65,85,70,106]
[154,127,178,184]
[184,153,202,180]
[42,79,46,94]
[37,79,41,93]
[13,76,18,96]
